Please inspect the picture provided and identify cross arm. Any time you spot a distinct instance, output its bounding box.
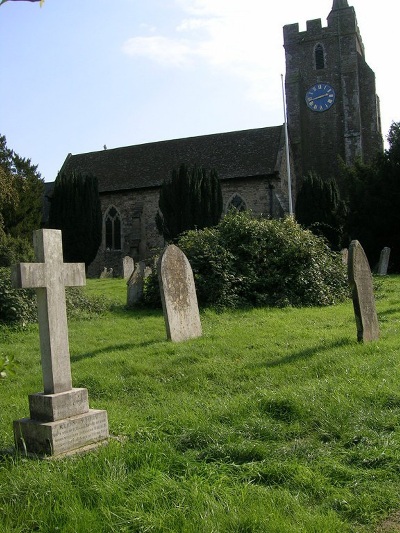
[11,263,46,289]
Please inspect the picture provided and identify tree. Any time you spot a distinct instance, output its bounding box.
[0,135,44,265]
[156,164,223,242]
[344,122,400,270]
[48,171,102,269]
[296,172,346,250]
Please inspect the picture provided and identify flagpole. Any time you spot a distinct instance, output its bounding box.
[281,74,293,217]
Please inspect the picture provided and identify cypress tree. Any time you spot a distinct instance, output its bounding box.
[48,171,102,269]
[156,164,223,242]
[296,172,345,250]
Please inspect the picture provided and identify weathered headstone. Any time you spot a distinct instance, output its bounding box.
[100,267,113,279]
[122,256,135,280]
[341,248,348,266]
[348,240,379,342]
[157,244,202,342]
[127,260,145,307]
[377,247,390,276]
[11,229,109,457]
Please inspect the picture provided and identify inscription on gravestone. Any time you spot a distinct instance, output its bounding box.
[348,240,379,342]
[158,244,202,342]
[11,229,109,457]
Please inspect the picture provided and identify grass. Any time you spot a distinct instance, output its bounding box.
[1,276,400,532]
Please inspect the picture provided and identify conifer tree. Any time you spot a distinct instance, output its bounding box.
[48,171,102,269]
[156,164,223,241]
[296,172,346,250]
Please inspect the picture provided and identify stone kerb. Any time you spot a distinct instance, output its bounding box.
[157,244,202,342]
[348,240,379,343]
[11,229,109,457]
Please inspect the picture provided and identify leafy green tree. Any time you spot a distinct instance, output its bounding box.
[156,164,223,242]
[48,171,102,270]
[0,135,44,265]
[296,172,346,250]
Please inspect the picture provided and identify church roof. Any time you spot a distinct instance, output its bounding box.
[60,125,285,194]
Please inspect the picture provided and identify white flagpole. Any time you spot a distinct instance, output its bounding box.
[281,74,293,216]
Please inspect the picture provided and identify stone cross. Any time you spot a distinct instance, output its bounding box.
[157,244,202,342]
[348,240,379,342]
[12,229,85,394]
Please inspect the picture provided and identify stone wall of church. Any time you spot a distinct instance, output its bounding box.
[87,177,288,278]
[87,187,163,278]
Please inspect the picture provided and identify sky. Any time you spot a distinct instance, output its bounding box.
[1,0,399,183]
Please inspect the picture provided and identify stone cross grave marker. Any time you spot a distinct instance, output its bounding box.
[11,229,109,457]
[348,239,379,342]
[157,244,202,342]
[377,247,390,276]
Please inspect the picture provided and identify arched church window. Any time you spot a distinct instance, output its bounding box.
[227,194,247,212]
[315,44,325,70]
[105,206,121,250]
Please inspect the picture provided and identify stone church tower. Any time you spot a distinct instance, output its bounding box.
[283,0,383,187]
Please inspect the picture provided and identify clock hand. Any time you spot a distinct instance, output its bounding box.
[310,92,330,101]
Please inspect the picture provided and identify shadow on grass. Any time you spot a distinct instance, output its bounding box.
[70,340,160,362]
[378,308,400,318]
[249,338,354,369]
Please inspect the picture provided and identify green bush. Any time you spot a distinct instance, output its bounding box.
[0,267,37,325]
[0,268,111,326]
[176,211,348,308]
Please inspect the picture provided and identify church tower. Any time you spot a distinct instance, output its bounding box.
[283,0,383,189]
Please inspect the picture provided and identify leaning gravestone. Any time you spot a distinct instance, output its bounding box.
[157,244,202,342]
[348,240,379,342]
[11,229,109,457]
[377,247,390,276]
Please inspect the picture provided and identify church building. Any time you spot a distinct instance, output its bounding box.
[57,0,382,277]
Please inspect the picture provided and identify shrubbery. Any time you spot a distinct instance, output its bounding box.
[0,267,37,325]
[143,212,348,308]
[0,268,111,326]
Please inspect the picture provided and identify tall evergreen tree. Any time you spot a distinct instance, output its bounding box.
[156,164,223,242]
[296,172,346,250]
[344,122,400,270]
[48,171,102,269]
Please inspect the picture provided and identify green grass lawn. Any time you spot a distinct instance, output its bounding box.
[1,276,400,532]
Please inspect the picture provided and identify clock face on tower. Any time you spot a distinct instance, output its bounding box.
[305,83,335,112]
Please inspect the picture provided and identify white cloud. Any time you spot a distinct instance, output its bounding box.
[121,0,286,109]
[122,36,194,67]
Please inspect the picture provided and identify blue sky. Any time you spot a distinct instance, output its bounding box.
[1,0,398,182]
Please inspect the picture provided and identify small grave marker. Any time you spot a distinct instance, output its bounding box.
[157,244,202,342]
[377,247,390,276]
[348,239,379,342]
[11,229,109,457]
[127,260,145,307]
[122,256,135,280]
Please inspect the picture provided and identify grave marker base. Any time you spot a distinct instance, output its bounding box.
[14,408,108,458]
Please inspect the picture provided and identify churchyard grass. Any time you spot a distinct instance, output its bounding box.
[1,276,400,532]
